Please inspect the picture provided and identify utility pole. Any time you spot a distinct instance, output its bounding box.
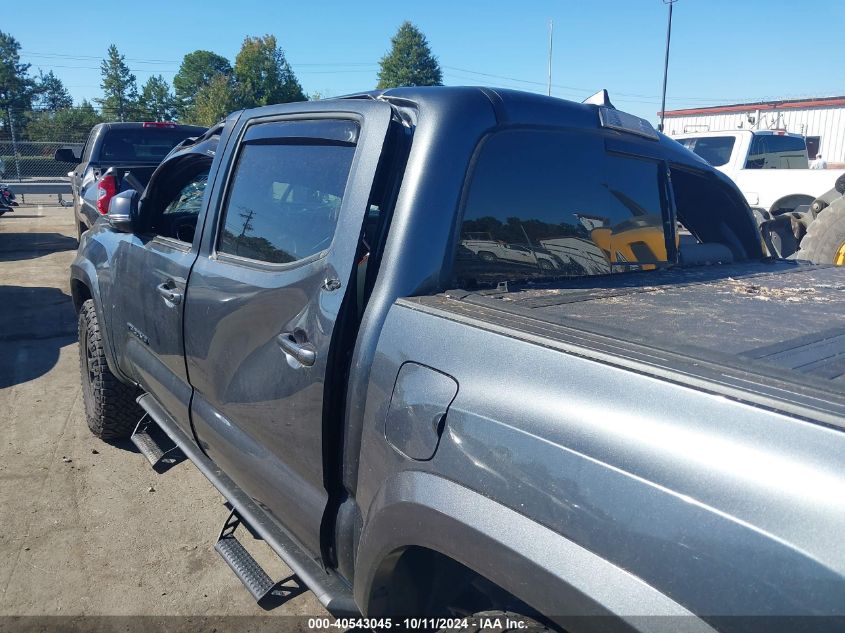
[547,19,554,97]
[236,209,255,256]
[6,107,22,182]
[658,0,678,133]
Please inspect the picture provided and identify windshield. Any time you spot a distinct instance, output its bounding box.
[99,128,199,162]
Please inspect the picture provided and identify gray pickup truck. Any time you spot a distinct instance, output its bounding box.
[70,87,845,632]
[56,121,205,240]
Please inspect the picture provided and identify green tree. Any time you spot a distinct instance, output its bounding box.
[35,70,73,111]
[97,44,138,121]
[192,73,235,127]
[377,22,442,89]
[0,30,37,137]
[139,75,175,121]
[26,100,103,142]
[173,50,232,119]
[233,35,305,108]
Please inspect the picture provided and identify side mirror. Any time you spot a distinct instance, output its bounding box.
[107,190,140,233]
[54,147,79,163]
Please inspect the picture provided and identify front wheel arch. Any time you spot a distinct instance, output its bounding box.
[70,278,92,314]
[770,194,815,215]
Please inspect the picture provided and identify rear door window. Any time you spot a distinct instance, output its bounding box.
[455,128,670,287]
[216,119,358,265]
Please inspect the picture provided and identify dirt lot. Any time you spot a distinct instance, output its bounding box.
[0,200,328,627]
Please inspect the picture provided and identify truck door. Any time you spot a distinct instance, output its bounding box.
[110,154,212,437]
[184,102,393,555]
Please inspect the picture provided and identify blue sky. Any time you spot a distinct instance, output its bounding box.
[7,0,842,122]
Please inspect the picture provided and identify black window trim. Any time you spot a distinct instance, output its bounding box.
[210,112,364,272]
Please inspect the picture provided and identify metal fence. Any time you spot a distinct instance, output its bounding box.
[0,141,83,182]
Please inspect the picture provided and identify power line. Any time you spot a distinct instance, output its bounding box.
[18,50,840,109]
[25,62,180,73]
[21,50,377,68]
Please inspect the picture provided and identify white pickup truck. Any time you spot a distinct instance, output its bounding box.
[672,130,845,215]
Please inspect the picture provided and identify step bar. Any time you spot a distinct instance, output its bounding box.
[214,509,306,608]
[130,413,182,471]
[135,393,359,616]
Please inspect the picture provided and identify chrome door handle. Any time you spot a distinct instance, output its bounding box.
[276,332,316,367]
[156,282,182,306]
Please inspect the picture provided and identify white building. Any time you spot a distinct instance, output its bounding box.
[662,96,845,166]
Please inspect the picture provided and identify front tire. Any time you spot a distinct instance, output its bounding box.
[78,299,142,439]
[795,198,845,265]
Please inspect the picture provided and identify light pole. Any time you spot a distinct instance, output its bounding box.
[547,19,553,97]
[658,0,678,133]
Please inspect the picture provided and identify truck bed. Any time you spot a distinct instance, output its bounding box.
[409,260,845,426]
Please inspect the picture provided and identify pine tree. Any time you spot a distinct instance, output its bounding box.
[377,22,442,89]
[139,75,175,121]
[35,70,73,111]
[0,30,37,136]
[97,44,139,121]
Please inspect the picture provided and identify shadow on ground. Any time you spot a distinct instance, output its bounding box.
[0,285,76,388]
[0,231,78,262]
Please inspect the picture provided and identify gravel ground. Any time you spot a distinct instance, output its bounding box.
[0,199,329,630]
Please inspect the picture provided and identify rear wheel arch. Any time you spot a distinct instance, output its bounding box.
[355,471,694,625]
[356,473,603,623]
[363,544,544,621]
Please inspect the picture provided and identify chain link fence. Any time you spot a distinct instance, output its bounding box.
[0,106,103,183]
[0,141,84,182]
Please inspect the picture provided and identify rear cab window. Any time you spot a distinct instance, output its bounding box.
[98,128,200,162]
[679,136,735,167]
[454,128,673,287]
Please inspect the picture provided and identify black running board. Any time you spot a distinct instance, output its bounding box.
[135,394,359,616]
